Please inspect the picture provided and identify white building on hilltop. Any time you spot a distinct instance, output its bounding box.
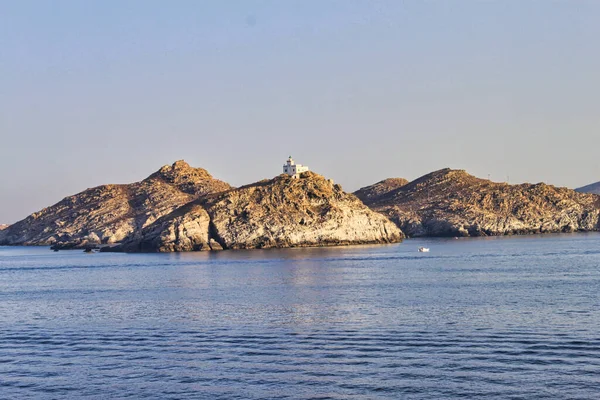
[283,156,309,178]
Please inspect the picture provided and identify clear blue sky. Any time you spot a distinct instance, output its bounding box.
[1,1,599,223]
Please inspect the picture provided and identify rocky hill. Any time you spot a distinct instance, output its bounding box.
[357,168,600,237]
[576,181,600,195]
[0,161,231,248]
[354,178,409,204]
[0,224,8,231]
[122,172,403,252]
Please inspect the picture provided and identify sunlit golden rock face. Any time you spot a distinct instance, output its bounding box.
[123,171,403,252]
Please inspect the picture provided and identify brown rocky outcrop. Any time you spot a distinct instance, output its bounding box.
[357,168,600,237]
[0,161,231,248]
[123,171,404,251]
[0,224,8,231]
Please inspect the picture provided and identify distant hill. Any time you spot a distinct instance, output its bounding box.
[354,178,409,204]
[576,181,600,195]
[0,224,8,231]
[358,168,600,237]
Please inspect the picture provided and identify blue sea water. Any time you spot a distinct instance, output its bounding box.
[1,234,599,399]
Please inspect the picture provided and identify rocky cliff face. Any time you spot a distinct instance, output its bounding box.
[123,172,403,251]
[0,161,231,248]
[121,202,224,252]
[358,168,600,237]
[576,181,600,195]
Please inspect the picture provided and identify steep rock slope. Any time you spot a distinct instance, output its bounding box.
[576,181,600,195]
[121,202,222,252]
[362,169,600,237]
[125,172,403,251]
[0,161,231,247]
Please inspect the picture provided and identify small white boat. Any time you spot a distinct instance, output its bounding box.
[418,247,430,253]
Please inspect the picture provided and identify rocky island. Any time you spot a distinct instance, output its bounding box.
[3,161,599,250]
[0,161,402,252]
[356,168,600,237]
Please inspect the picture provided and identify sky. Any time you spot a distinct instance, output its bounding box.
[1,1,599,224]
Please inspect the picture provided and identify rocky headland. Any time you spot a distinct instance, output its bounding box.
[576,181,600,195]
[356,168,600,237]
[121,171,403,252]
[1,164,402,252]
[0,161,231,249]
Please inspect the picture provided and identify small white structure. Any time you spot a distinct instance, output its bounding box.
[283,156,309,178]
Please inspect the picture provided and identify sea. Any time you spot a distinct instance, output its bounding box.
[1,234,599,399]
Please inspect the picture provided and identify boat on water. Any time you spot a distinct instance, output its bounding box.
[418,247,430,252]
